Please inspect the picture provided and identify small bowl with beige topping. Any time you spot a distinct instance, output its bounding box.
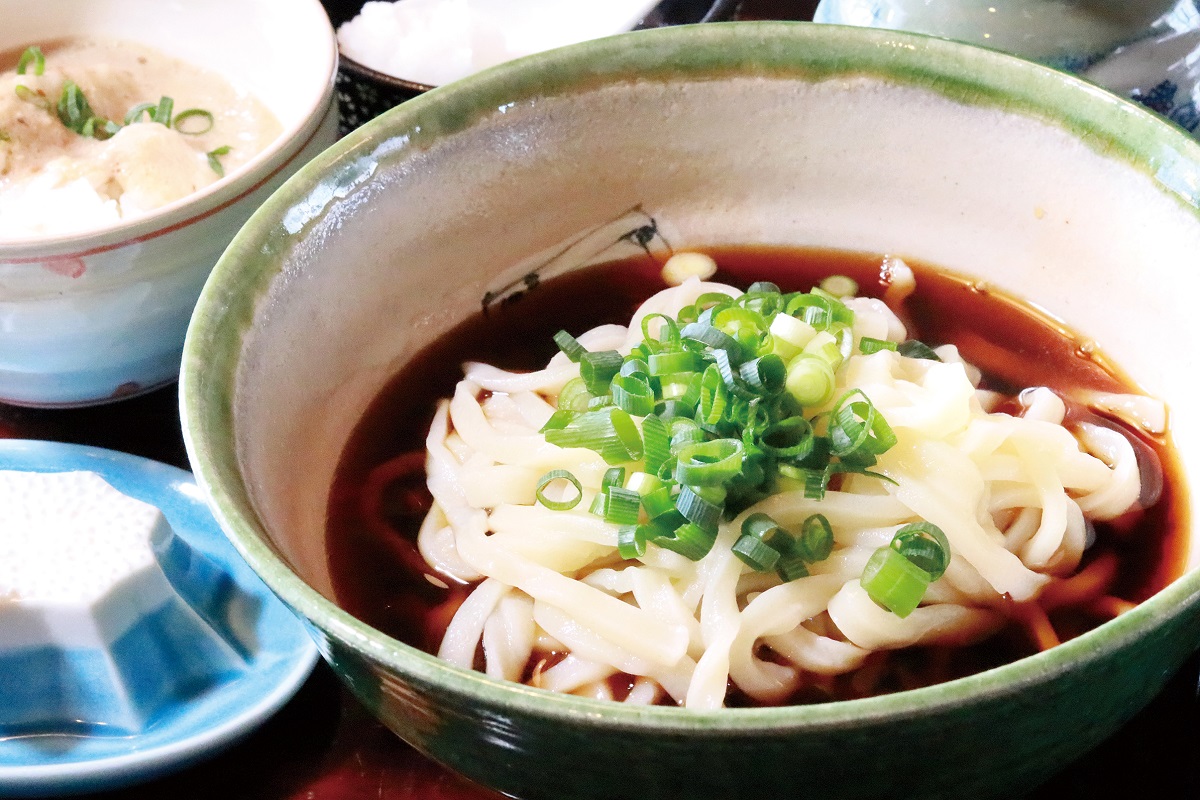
[0,0,338,407]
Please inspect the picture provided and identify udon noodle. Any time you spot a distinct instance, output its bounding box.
[406,256,1158,709]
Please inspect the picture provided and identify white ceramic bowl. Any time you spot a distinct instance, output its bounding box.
[0,0,338,406]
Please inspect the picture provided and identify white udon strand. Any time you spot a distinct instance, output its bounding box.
[482,592,536,682]
[725,575,845,703]
[454,510,690,667]
[1074,423,1141,518]
[827,580,1004,650]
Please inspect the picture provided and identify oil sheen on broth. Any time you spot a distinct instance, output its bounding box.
[325,248,1186,706]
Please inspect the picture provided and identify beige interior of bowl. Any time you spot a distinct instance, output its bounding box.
[233,74,1200,597]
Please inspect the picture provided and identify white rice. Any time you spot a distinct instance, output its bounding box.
[337,0,662,87]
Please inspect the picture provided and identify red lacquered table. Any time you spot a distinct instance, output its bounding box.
[9,2,1199,797]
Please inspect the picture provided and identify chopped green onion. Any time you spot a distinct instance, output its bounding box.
[803,330,844,369]
[601,467,626,491]
[56,80,95,134]
[829,390,897,464]
[539,409,577,433]
[861,546,931,618]
[641,313,680,346]
[618,524,649,559]
[890,521,951,580]
[122,97,190,130]
[173,107,214,135]
[819,275,858,297]
[124,101,158,125]
[732,533,780,571]
[649,350,701,376]
[681,322,744,364]
[604,486,642,525]
[758,417,814,458]
[557,377,592,412]
[774,545,811,582]
[553,330,587,362]
[207,144,231,177]
[545,408,643,464]
[732,513,787,571]
[641,415,671,474]
[897,340,942,361]
[785,353,835,407]
[80,116,119,140]
[641,485,677,518]
[625,471,663,496]
[714,348,757,400]
[154,96,174,127]
[698,364,729,426]
[747,281,781,295]
[795,514,835,562]
[526,269,904,568]
[611,374,655,416]
[581,349,622,395]
[738,354,786,395]
[535,470,583,511]
[859,337,898,354]
[14,84,49,110]
[17,46,45,76]
[675,484,724,532]
[620,358,651,379]
[655,521,718,561]
[673,439,745,486]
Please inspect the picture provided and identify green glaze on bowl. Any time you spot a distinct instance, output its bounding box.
[181,21,1200,800]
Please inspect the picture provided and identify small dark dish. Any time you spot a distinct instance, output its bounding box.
[320,0,740,133]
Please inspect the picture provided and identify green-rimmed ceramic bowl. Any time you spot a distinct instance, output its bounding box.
[180,22,1200,800]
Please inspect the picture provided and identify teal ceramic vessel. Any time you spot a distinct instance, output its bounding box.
[181,22,1200,800]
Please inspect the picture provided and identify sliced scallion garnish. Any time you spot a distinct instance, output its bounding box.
[861,546,931,618]
[534,269,905,566]
[897,340,942,361]
[56,80,95,134]
[603,486,641,526]
[16,46,45,77]
[553,329,587,362]
[859,337,898,355]
[861,521,951,617]
[124,101,158,125]
[207,144,231,177]
[535,470,583,511]
[173,107,214,135]
[14,84,49,110]
[890,521,951,580]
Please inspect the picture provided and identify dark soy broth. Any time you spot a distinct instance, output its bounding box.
[326,247,1189,704]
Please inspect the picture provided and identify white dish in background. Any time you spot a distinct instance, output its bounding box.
[0,0,339,407]
[0,440,318,797]
[337,0,662,86]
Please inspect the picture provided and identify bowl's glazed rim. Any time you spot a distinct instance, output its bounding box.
[0,0,338,258]
[182,20,1200,732]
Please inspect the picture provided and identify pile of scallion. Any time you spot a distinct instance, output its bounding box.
[533,277,952,618]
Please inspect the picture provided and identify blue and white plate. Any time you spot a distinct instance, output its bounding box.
[0,440,319,797]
